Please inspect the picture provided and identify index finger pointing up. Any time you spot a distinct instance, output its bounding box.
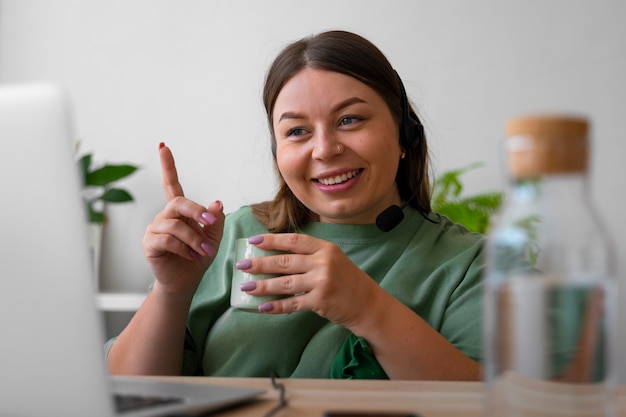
[159,142,185,201]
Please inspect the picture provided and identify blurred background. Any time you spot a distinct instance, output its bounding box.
[1,0,624,380]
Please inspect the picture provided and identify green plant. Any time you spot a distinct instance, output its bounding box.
[78,153,138,224]
[431,162,503,234]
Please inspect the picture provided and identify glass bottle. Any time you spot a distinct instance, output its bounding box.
[483,115,617,417]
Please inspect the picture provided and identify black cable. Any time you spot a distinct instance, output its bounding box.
[263,371,287,417]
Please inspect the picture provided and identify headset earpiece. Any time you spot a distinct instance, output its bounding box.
[395,70,424,151]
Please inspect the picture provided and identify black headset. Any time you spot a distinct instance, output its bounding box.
[375,71,427,232]
[395,70,424,151]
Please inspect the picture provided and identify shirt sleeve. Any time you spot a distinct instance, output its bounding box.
[182,326,203,376]
[438,244,485,363]
[330,333,389,379]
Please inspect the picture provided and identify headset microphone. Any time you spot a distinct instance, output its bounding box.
[376,71,425,232]
[376,187,421,232]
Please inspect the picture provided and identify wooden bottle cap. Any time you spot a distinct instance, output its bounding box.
[505,115,589,178]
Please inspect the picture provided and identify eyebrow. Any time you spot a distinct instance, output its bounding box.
[277,97,367,123]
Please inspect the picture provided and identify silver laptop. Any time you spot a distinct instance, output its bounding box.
[0,83,263,417]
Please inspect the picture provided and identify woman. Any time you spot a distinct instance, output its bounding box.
[106,30,484,380]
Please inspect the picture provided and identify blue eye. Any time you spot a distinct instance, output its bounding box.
[339,116,361,126]
[287,127,305,137]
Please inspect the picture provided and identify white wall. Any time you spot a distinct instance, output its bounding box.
[2,0,625,379]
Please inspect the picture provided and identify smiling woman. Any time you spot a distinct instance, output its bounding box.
[271,68,403,225]
[257,31,431,233]
[105,30,485,382]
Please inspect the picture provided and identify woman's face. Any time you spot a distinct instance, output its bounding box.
[272,68,403,225]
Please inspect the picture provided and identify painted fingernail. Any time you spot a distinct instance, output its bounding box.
[190,249,201,260]
[248,235,264,245]
[159,142,165,149]
[201,212,217,225]
[236,259,252,270]
[258,303,274,312]
[201,243,216,257]
[240,281,257,291]
[215,200,224,211]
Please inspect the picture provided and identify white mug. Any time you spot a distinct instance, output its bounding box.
[230,238,289,311]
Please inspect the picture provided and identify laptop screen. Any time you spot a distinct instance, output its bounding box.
[0,83,263,417]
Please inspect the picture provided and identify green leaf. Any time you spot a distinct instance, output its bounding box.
[85,164,138,186]
[87,204,106,224]
[76,150,140,224]
[458,193,503,215]
[100,188,133,203]
[78,153,92,183]
[431,163,503,234]
[432,162,484,209]
[436,202,489,233]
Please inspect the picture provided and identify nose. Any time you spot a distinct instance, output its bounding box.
[311,128,342,160]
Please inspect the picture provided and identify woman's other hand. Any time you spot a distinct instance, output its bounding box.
[235,233,382,330]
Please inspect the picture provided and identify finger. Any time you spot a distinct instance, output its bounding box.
[250,233,321,255]
[161,196,218,227]
[246,251,299,274]
[258,293,311,315]
[159,142,185,201]
[145,230,203,261]
[251,272,313,296]
[148,218,216,259]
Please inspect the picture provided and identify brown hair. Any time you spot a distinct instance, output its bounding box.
[252,30,431,232]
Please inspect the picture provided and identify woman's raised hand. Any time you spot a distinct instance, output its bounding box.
[142,143,225,296]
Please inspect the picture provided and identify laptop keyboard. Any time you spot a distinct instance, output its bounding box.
[114,393,183,413]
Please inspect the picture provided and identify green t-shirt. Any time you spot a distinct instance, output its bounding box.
[181,206,485,378]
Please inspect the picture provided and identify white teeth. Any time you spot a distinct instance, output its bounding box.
[318,169,359,186]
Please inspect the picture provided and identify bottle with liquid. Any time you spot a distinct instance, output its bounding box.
[483,115,617,417]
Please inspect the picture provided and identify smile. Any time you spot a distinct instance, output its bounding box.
[315,169,362,186]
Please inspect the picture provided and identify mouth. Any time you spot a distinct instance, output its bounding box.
[314,169,363,186]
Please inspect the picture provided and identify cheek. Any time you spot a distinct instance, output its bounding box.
[365,133,401,163]
[276,149,304,184]
[370,136,402,180]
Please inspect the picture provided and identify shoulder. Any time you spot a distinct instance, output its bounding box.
[221,206,269,241]
[225,205,255,222]
[431,214,484,245]
[224,206,262,228]
[402,211,486,270]
[411,210,484,251]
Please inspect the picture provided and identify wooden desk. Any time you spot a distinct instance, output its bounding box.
[149,376,626,417]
